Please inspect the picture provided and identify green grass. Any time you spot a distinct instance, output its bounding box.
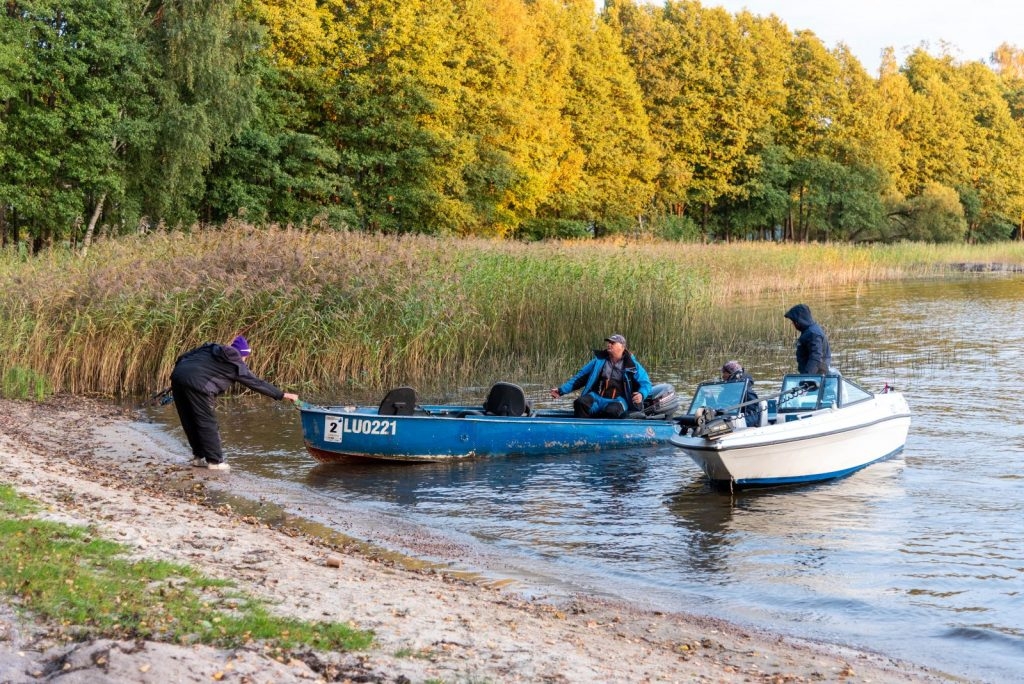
[0,484,373,651]
[2,224,1022,397]
[0,485,40,516]
[1,366,52,401]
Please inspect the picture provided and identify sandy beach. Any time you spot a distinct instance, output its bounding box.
[0,395,953,683]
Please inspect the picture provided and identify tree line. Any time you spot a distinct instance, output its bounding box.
[2,0,1023,251]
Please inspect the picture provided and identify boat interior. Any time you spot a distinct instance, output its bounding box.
[374,382,679,421]
[682,374,877,429]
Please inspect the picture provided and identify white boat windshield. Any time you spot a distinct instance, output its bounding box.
[685,381,748,415]
[778,374,874,411]
[779,375,829,411]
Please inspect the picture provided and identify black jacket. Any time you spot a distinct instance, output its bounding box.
[784,304,832,374]
[170,343,284,400]
[727,369,761,427]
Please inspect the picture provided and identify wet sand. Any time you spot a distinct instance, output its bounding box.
[0,395,954,683]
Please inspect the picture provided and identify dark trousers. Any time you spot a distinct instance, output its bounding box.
[171,382,224,464]
[573,392,627,418]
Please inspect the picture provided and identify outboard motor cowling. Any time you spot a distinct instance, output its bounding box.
[643,383,680,418]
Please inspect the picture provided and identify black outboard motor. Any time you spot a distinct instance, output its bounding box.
[642,383,680,419]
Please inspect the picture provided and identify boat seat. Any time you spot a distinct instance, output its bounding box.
[378,386,417,416]
[483,382,528,416]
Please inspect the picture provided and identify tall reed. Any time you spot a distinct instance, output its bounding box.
[2,224,1021,398]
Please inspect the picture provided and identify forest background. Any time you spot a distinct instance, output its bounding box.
[4,0,1024,250]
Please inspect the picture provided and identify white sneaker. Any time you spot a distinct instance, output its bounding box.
[189,458,207,468]
[205,462,230,471]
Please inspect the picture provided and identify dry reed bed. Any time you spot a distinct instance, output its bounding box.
[2,226,1021,397]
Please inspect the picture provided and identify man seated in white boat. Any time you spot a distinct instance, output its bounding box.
[678,365,769,434]
[720,360,761,427]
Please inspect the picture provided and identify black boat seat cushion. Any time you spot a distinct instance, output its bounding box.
[483,382,528,416]
[378,386,417,416]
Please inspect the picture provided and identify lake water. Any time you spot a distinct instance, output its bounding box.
[140,275,1024,683]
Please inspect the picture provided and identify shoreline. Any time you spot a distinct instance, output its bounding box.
[0,395,953,683]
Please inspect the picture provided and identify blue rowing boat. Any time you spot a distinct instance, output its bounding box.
[299,382,680,463]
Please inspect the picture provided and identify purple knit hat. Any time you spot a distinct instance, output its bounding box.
[230,335,251,357]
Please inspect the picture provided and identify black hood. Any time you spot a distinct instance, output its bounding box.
[784,303,815,332]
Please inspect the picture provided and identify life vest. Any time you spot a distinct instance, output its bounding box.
[598,360,626,399]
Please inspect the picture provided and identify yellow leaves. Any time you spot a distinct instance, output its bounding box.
[254,0,350,79]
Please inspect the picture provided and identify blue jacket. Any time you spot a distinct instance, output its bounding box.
[784,304,832,374]
[557,350,653,411]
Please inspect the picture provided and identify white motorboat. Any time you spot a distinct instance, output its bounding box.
[670,374,911,489]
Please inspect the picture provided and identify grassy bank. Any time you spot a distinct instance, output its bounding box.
[2,224,1022,397]
[0,484,372,651]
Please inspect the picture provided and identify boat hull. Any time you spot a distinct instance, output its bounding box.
[300,404,678,463]
[670,392,911,487]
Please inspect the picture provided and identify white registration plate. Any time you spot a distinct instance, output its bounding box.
[324,416,398,443]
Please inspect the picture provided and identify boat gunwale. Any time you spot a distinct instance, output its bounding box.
[300,405,679,425]
[669,409,912,453]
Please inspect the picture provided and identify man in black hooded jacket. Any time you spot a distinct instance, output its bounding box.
[170,335,298,470]
[783,304,833,374]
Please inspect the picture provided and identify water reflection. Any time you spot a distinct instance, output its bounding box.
[297,448,670,561]
[665,457,907,580]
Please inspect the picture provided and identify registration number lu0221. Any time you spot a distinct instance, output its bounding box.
[323,415,398,443]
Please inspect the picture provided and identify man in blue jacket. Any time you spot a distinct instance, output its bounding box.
[170,335,298,470]
[783,304,834,374]
[550,334,653,418]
